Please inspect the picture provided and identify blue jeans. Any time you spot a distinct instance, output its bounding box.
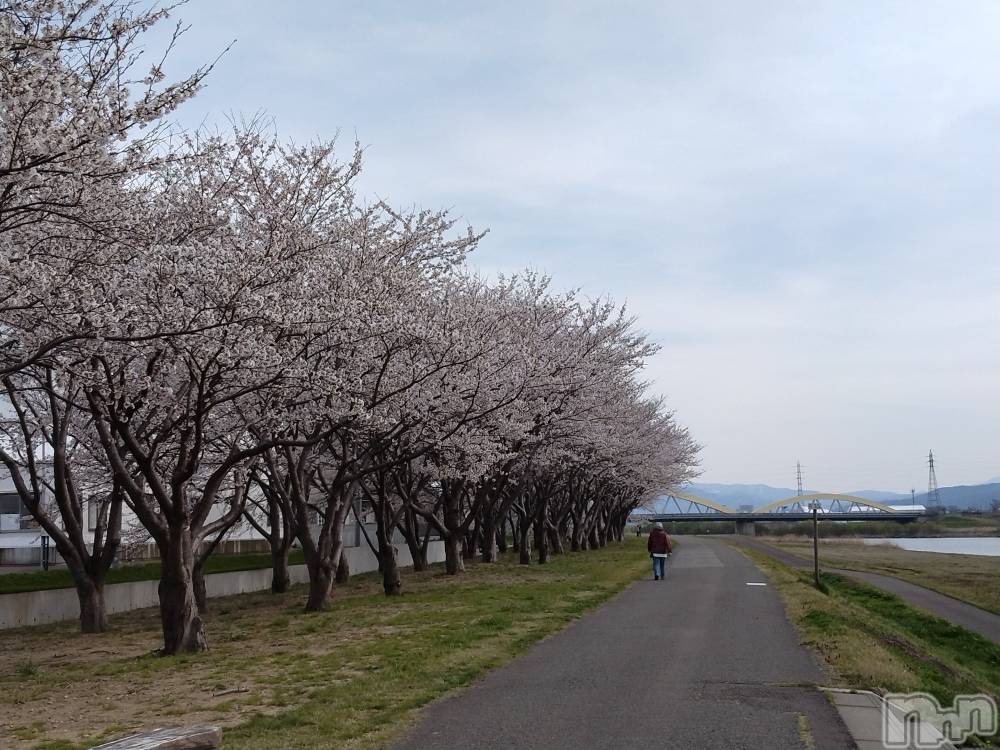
[652,556,666,578]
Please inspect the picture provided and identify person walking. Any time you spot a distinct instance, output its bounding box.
[647,522,672,580]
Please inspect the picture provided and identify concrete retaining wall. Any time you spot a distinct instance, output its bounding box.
[0,541,445,630]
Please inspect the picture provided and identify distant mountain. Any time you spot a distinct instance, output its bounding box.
[679,483,912,507]
[675,483,812,509]
[913,483,1000,512]
[845,490,911,503]
[653,482,1000,512]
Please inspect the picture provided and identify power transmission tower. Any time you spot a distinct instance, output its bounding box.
[796,461,804,497]
[927,450,941,508]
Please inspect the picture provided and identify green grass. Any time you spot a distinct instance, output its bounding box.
[663,514,1000,539]
[932,515,999,529]
[731,543,1000,749]
[763,514,1000,538]
[0,540,648,750]
[757,536,1000,614]
[822,571,1000,700]
[0,551,306,595]
[15,660,38,677]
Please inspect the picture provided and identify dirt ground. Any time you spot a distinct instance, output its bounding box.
[1,588,330,747]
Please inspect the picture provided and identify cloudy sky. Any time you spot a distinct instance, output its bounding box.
[153,1,999,492]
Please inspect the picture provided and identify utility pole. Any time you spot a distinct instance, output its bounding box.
[927,450,941,508]
[911,488,916,504]
[808,500,821,587]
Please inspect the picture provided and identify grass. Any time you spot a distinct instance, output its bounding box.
[0,551,306,595]
[0,539,648,749]
[15,660,38,677]
[731,543,1000,749]
[932,515,1000,529]
[662,514,1000,539]
[756,536,1000,614]
[762,514,1000,539]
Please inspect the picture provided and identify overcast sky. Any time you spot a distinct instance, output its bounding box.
[153,1,1000,492]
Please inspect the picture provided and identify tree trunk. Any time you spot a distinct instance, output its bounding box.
[570,517,584,551]
[535,520,548,564]
[375,503,401,596]
[480,516,499,563]
[77,580,107,634]
[271,544,291,593]
[497,517,509,553]
[442,487,466,575]
[548,526,564,555]
[292,469,353,613]
[412,538,429,572]
[193,561,208,612]
[399,510,427,572]
[158,528,207,654]
[55,536,115,635]
[518,532,531,565]
[444,534,465,575]
[335,549,351,584]
[535,496,550,564]
[417,522,432,571]
[304,558,336,611]
[380,544,401,595]
[463,524,480,560]
[598,512,610,547]
[517,513,532,565]
[403,523,429,572]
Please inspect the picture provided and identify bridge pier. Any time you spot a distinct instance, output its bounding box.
[735,520,756,537]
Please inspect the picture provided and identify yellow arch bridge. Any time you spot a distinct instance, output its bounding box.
[638,490,925,535]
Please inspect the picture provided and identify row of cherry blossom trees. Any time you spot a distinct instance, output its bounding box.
[1,1,699,654]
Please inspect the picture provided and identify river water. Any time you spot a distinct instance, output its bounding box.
[862,537,1000,557]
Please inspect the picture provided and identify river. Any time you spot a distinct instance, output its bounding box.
[862,537,1000,557]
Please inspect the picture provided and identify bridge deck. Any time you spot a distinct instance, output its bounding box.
[643,511,922,522]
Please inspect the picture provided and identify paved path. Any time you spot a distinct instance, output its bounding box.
[393,537,854,750]
[729,536,1000,645]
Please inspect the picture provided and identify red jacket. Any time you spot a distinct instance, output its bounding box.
[647,529,672,555]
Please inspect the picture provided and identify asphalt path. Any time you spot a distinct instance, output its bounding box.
[393,537,854,749]
[730,536,1000,645]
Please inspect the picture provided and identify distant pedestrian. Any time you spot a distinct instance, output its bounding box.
[647,522,672,580]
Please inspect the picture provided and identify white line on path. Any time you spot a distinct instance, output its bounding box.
[745,582,768,586]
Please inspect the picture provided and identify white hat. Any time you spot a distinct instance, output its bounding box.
[654,522,663,529]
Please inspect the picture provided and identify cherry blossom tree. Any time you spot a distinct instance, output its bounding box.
[0,0,220,374]
[0,2,703,656]
[247,200,483,609]
[0,363,125,632]
[73,132,363,652]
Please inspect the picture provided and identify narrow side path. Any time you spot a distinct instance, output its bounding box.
[728,536,1000,645]
[392,537,853,750]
